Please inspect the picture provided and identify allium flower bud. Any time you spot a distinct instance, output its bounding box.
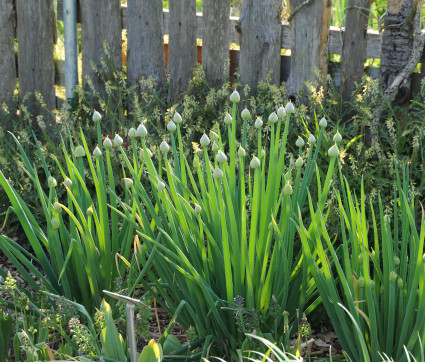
[216,150,228,163]
[128,127,136,138]
[268,112,278,124]
[370,279,375,289]
[277,105,286,118]
[295,157,303,168]
[103,137,113,149]
[397,277,404,289]
[200,133,210,146]
[283,181,293,196]
[261,148,266,159]
[212,142,219,152]
[193,156,199,168]
[394,256,400,266]
[250,156,261,169]
[230,90,240,103]
[136,124,148,137]
[64,178,72,187]
[295,136,305,148]
[238,146,246,157]
[160,141,170,153]
[224,112,232,125]
[319,117,328,128]
[389,271,398,283]
[173,112,183,124]
[93,146,102,158]
[157,181,166,191]
[194,204,202,214]
[210,131,219,142]
[123,178,133,188]
[51,217,60,229]
[308,134,316,144]
[53,202,62,214]
[285,101,295,114]
[357,276,365,288]
[213,167,224,180]
[74,145,85,157]
[167,121,177,132]
[241,108,251,120]
[333,130,342,143]
[87,206,94,216]
[92,110,102,122]
[113,134,123,147]
[328,143,340,157]
[254,117,263,129]
[48,176,57,188]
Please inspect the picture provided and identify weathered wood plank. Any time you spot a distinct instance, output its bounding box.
[127,0,165,86]
[0,0,16,110]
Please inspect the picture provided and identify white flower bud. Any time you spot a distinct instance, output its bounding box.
[213,167,224,180]
[308,134,316,144]
[173,112,183,124]
[200,133,210,146]
[64,178,72,187]
[295,136,305,148]
[51,217,60,229]
[285,101,295,114]
[277,105,286,118]
[224,112,232,125]
[212,142,219,152]
[216,150,228,163]
[254,117,263,129]
[123,178,133,188]
[268,112,278,124]
[295,157,304,168]
[194,204,202,214]
[230,90,240,103]
[74,145,86,157]
[283,181,293,195]
[328,143,340,157]
[157,181,166,191]
[167,121,177,132]
[319,117,328,128]
[53,202,62,214]
[136,124,148,137]
[333,130,342,143]
[128,127,136,138]
[48,176,57,188]
[92,110,102,122]
[250,156,261,169]
[103,137,113,149]
[241,108,251,120]
[113,134,123,147]
[93,146,102,158]
[160,141,170,153]
[238,146,246,157]
[210,131,219,142]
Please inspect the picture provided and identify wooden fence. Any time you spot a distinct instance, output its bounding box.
[1,0,425,115]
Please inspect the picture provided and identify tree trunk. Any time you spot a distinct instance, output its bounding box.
[381,0,415,104]
[127,0,165,86]
[287,0,331,100]
[341,0,371,105]
[15,0,56,130]
[168,0,197,100]
[202,0,231,88]
[0,0,16,111]
[80,0,122,91]
[238,0,283,87]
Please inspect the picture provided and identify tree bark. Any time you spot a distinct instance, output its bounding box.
[0,0,16,111]
[202,0,231,88]
[80,0,122,91]
[15,0,56,129]
[168,0,197,100]
[127,0,165,87]
[341,0,371,105]
[238,0,283,87]
[287,0,332,100]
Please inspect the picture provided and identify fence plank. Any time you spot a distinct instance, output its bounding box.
[79,0,122,91]
[239,0,283,86]
[168,0,197,99]
[16,0,56,127]
[127,0,165,86]
[287,0,332,98]
[341,0,371,105]
[202,0,231,87]
[0,0,16,110]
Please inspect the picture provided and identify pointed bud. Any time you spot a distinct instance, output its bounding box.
[295,157,303,168]
[200,133,210,146]
[268,112,278,124]
[173,112,183,124]
[74,145,86,157]
[51,217,60,229]
[250,156,261,169]
[64,178,72,187]
[230,90,240,103]
[212,142,219,152]
[319,117,328,128]
[224,112,232,125]
[93,146,102,158]
[277,105,286,118]
[167,120,177,132]
[295,136,305,148]
[136,124,148,137]
[241,108,251,120]
[160,141,170,153]
[216,150,228,163]
[283,181,293,195]
[254,117,263,129]
[48,176,57,188]
[333,130,342,143]
[157,181,166,191]
[328,143,340,157]
[53,202,62,214]
[285,101,295,114]
[210,131,219,142]
[308,134,316,144]
[113,134,123,147]
[128,127,136,138]
[103,137,113,149]
[92,110,102,122]
[123,178,133,188]
[238,146,246,157]
[213,167,224,180]
[194,204,202,214]
[87,206,94,216]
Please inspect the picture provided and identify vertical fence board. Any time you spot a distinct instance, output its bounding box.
[127,0,165,86]
[239,0,283,87]
[80,0,122,91]
[168,0,197,99]
[0,0,16,110]
[202,0,230,87]
[341,0,371,105]
[16,0,56,125]
[287,0,331,99]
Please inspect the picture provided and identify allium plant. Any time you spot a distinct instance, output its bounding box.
[113,92,338,357]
